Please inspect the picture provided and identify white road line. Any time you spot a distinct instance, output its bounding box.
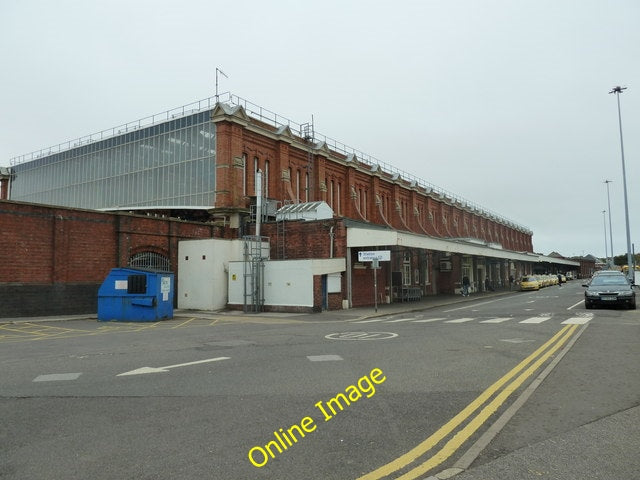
[567,299,585,310]
[519,316,551,324]
[413,318,447,323]
[442,296,513,313]
[387,318,415,323]
[479,318,512,323]
[33,373,82,382]
[353,318,386,323]
[307,355,343,361]
[561,317,591,325]
[445,317,476,323]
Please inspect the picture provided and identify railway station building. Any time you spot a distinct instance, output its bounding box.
[1,93,579,316]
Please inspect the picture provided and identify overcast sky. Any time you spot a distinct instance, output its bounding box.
[2,0,639,259]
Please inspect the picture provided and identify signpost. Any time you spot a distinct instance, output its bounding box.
[358,250,390,312]
[358,250,391,262]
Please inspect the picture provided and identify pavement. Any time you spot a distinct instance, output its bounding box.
[434,404,640,480]
[2,287,638,480]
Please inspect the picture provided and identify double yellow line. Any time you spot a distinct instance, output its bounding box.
[358,324,580,480]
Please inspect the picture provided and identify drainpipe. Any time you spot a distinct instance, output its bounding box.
[255,169,262,238]
[346,247,352,308]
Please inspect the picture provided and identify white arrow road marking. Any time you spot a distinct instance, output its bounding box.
[117,357,230,376]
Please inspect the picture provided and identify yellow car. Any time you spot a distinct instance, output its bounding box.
[520,275,540,291]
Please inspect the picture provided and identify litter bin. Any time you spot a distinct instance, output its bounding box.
[98,268,174,321]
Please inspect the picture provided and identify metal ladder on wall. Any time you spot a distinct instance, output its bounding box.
[242,235,269,313]
[275,199,295,260]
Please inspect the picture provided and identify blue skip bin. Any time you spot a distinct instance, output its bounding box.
[98,268,174,322]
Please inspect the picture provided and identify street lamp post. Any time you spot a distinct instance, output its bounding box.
[604,179,614,267]
[609,86,634,283]
[602,210,608,265]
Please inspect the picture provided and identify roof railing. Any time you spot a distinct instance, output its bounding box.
[8,92,530,233]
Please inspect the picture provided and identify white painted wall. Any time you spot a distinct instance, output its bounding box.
[228,258,345,308]
[178,238,245,311]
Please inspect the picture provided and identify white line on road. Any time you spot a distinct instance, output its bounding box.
[387,318,416,323]
[413,318,447,323]
[561,317,591,325]
[567,299,585,310]
[445,318,476,323]
[479,318,512,323]
[33,373,82,382]
[307,355,343,361]
[519,316,551,324]
[443,296,513,313]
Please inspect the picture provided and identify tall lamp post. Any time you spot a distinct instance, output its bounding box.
[604,179,614,267]
[609,86,634,283]
[602,210,608,265]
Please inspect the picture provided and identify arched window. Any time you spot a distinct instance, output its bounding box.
[253,157,259,195]
[329,180,334,208]
[242,153,247,196]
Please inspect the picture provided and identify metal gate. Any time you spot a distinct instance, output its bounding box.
[128,251,171,271]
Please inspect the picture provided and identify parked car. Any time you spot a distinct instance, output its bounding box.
[583,275,636,309]
[593,269,626,278]
[586,270,628,286]
[520,275,540,291]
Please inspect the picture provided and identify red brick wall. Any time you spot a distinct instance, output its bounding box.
[352,265,379,307]
[0,200,220,317]
[436,255,461,294]
[253,218,347,261]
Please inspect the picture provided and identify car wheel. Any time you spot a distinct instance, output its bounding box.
[630,301,636,310]
[585,301,593,309]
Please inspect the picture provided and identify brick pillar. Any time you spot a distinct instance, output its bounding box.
[315,153,327,203]
[52,212,68,282]
[0,178,8,200]
[275,141,290,203]
[214,122,245,208]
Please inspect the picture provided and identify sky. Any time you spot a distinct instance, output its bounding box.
[1,0,639,259]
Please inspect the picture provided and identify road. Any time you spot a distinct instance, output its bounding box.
[1,281,639,479]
